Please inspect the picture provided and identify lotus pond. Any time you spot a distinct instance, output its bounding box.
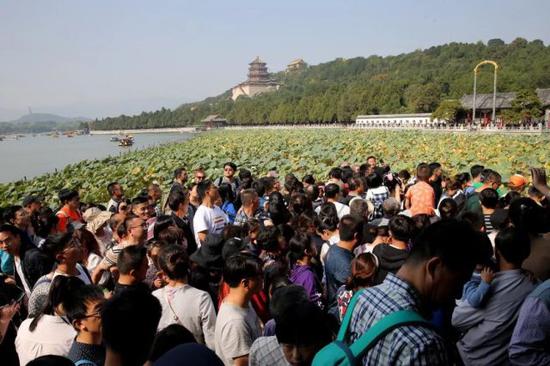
[1,129,548,206]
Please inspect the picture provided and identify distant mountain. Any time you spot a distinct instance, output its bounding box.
[9,113,91,124]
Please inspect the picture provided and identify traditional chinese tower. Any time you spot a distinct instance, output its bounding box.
[232,56,280,101]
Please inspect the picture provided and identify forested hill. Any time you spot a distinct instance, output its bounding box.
[90,38,550,129]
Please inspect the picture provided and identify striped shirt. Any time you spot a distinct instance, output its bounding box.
[348,273,448,365]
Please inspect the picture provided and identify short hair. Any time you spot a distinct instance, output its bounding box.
[218,182,235,203]
[174,166,186,179]
[416,163,431,181]
[338,215,363,242]
[366,155,376,162]
[58,188,79,204]
[167,191,188,212]
[429,162,442,175]
[27,356,74,366]
[366,173,383,189]
[302,174,315,185]
[480,188,499,209]
[158,244,189,280]
[238,168,252,180]
[275,297,332,347]
[349,198,369,218]
[257,226,281,252]
[316,204,339,232]
[348,177,363,191]
[117,245,147,275]
[438,198,458,220]
[495,227,531,267]
[223,162,237,171]
[406,219,481,272]
[131,195,149,206]
[223,253,262,288]
[324,183,340,199]
[329,167,343,180]
[41,232,77,261]
[101,288,162,366]
[0,223,20,237]
[148,324,196,362]
[240,189,258,207]
[107,182,120,196]
[64,285,104,325]
[470,165,485,179]
[382,198,400,217]
[197,180,213,202]
[485,170,502,185]
[389,215,413,242]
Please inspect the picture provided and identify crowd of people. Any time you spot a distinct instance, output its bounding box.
[0,157,549,366]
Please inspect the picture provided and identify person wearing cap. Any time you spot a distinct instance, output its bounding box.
[508,174,528,193]
[56,189,83,233]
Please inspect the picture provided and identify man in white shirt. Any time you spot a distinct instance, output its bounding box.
[193,180,229,246]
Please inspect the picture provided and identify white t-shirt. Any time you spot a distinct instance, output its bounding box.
[215,302,262,366]
[153,284,217,350]
[193,205,228,246]
[15,314,76,366]
[315,201,350,220]
[14,256,32,296]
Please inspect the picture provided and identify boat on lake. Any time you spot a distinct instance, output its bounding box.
[110,136,120,142]
[118,135,134,147]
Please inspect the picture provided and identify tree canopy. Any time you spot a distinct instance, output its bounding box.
[90,38,550,130]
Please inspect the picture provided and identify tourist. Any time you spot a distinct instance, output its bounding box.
[0,224,52,296]
[15,276,84,366]
[130,195,151,222]
[215,253,263,366]
[147,324,197,363]
[169,166,188,198]
[365,172,390,219]
[114,245,149,294]
[82,207,112,254]
[464,164,485,197]
[22,195,43,217]
[371,215,413,285]
[56,188,83,233]
[428,162,443,204]
[30,207,59,247]
[437,198,459,220]
[193,180,229,246]
[167,190,197,255]
[193,167,206,185]
[234,189,260,226]
[215,162,240,195]
[64,285,106,366]
[452,227,535,365]
[325,215,363,317]
[463,169,502,215]
[28,232,92,317]
[342,176,366,205]
[404,163,435,216]
[316,203,340,266]
[153,244,216,348]
[479,188,498,233]
[101,287,162,366]
[148,183,163,217]
[218,182,237,224]
[287,232,322,306]
[508,174,528,193]
[508,278,550,365]
[315,183,349,219]
[106,182,124,213]
[347,220,482,365]
[91,216,146,284]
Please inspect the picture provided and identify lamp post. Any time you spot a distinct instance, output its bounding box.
[472,60,498,126]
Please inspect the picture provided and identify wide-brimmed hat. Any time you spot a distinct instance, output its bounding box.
[83,207,112,234]
[190,233,224,271]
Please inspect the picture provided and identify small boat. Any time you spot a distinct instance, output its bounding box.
[110,136,120,142]
[118,136,134,147]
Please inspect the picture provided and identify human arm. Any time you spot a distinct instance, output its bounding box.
[530,167,550,199]
[463,269,493,308]
[451,298,487,332]
[0,302,19,344]
[200,292,217,350]
[233,355,248,366]
[509,295,550,365]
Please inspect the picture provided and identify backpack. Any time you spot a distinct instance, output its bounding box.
[312,290,432,366]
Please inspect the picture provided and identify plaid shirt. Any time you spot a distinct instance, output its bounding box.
[249,336,289,366]
[348,273,449,365]
[366,186,390,219]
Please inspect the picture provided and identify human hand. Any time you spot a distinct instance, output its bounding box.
[0,302,20,323]
[530,167,550,197]
[480,267,495,284]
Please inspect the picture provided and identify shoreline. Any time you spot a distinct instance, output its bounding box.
[89,127,198,135]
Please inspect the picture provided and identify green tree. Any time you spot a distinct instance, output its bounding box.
[432,100,464,123]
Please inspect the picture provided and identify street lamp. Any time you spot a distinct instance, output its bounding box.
[472,60,498,126]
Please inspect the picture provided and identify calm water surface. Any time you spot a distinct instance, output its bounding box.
[0,133,194,183]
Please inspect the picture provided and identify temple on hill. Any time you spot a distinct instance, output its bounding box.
[231,57,280,101]
[286,58,306,72]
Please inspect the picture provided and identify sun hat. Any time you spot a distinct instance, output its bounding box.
[83,207,112,234]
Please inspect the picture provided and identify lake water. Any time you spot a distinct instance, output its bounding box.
[0,132,194,183]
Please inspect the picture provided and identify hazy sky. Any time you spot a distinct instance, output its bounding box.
[1,0,549,121]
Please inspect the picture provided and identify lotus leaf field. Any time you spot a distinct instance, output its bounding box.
[0,129,548,206]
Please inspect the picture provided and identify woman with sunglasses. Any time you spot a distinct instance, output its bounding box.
[27,232,92,317]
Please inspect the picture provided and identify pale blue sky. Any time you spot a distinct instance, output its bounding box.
[1,0,549,121]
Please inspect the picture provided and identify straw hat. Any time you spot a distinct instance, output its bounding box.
[83,207,112,234]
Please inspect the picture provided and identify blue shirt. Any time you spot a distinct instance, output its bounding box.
[462,272,491,308]
[509,279,550,365]
[348,273,448,365]
[324,244,353,315]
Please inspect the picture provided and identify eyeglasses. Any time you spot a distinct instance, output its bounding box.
[195,175,205,180]
[130,223,147,229]
[0,237,13,245]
